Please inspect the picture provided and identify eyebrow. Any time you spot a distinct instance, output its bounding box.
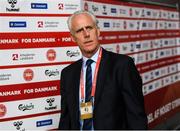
[75,25,94,33]
[76,28,84,33]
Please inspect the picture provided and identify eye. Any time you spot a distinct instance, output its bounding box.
[86,26,93,31]
[76,28,83,34]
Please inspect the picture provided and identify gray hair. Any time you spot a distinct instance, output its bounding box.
[67,10,99,33]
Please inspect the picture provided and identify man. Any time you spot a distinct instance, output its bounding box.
[59,10,148,130]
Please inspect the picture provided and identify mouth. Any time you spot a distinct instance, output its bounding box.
[84,40,93,44]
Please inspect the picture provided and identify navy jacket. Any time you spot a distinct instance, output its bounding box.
[59,48,148,129]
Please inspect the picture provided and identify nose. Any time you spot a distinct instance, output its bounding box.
[83,28,90,37]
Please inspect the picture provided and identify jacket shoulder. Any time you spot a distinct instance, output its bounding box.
[104,49,134,64]
[61,59,82,74]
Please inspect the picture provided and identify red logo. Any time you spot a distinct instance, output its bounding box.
[47,49,56,61]
[12,54,19,60]
[23,69,34,81]
[38,21,43,28]
[58,3,64,10]
[84,2,88,11]
[0,104,7,117]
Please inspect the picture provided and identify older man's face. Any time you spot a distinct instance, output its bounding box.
[70,13,100,58]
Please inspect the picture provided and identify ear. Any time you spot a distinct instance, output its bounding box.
[70,34,76,42]
[97,27,100,37]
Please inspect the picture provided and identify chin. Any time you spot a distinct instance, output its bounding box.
[87,47,99,54]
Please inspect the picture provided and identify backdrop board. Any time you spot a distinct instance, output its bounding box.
[83,0,180,129]
[0,0,180,130]
[0,0,81,130]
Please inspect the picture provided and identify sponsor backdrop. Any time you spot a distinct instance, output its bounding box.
[0,0,179,130]
[0,0,81,130]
